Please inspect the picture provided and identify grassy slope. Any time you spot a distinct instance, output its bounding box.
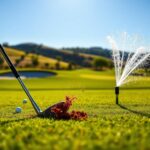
[2,47,25,65]
[2,47,68,68]
[0,69,150,150]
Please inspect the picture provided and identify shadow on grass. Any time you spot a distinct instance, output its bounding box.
[0,115,37,126]
[118,103,150,118]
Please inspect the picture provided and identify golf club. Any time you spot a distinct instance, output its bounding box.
[0,44,63,118]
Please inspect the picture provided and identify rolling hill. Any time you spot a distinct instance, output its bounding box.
[8,43,112,68]
[0,47,68,69]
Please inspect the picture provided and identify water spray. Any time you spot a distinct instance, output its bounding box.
[107,33,150,104]
[115,87,119,104]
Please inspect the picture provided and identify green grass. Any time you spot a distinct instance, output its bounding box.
[0,69,150,150]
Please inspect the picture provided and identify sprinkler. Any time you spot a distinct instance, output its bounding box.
[115,87,119,104]
[0,44,62,118]
[108,34,150,105]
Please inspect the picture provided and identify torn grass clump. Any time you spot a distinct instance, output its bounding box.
[51,96,88,120]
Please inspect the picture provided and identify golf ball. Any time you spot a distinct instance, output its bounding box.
[16,107,22,113]
[23,99,28,104]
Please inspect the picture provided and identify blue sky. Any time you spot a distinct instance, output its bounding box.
[0,0,150,48]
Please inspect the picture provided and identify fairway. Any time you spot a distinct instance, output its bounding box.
[0,69,150,150]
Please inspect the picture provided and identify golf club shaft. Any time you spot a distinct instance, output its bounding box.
[0,44,42,114]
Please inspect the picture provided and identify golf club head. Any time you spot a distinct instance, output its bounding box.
[38,101,65,118]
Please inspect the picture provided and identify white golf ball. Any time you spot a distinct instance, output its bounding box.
[23,99,28,104]
[16,107,22,113]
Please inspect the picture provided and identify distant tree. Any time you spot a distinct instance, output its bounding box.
[0,56,4,66]
[25,51,29,56]
[31,56,39,67]
[44,63,49,69]
[67,62,73,70]
[2,42,9,47]
[15,58,20,66]
[83,58,92,67]
[55,61,60,70]
[20,54,25,60]
[55,56,62,70]
[68,61,78,69]
[93,57,109,71]
[143,58,150,73]
[108,61,114,69]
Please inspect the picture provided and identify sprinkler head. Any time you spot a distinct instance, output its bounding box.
[115,87,119,95]
[115,87,119,104]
